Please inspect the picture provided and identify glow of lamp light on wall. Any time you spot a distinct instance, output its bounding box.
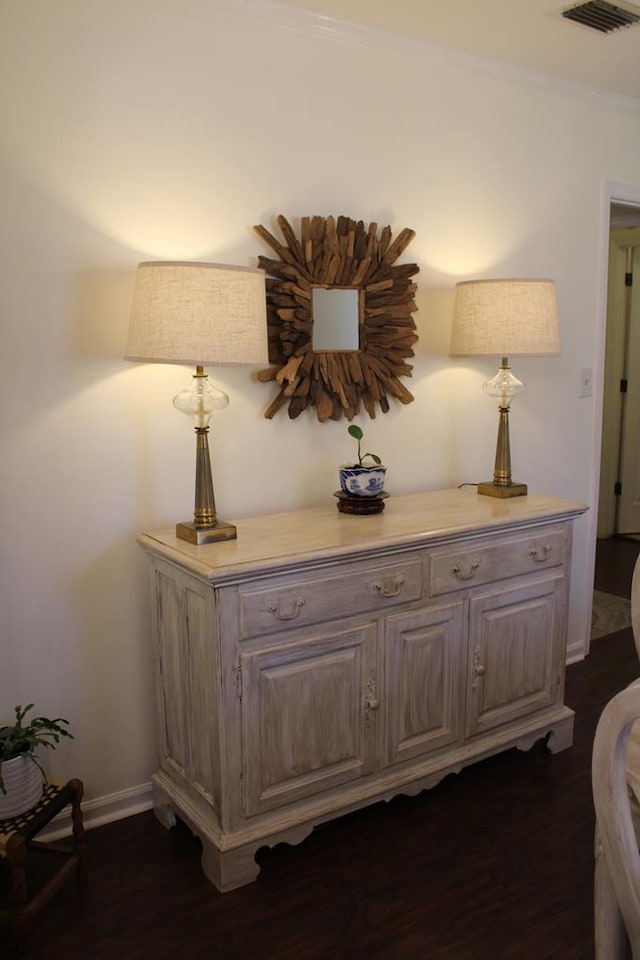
[413,200,526,279]
[18,146,249,261]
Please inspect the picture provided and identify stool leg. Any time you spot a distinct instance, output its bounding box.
[5,832,31,944]
[68,778,87,889]
[6,833,27,907]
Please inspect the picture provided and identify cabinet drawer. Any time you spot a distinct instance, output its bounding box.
[239,556,423,639]
[429,526,568,597]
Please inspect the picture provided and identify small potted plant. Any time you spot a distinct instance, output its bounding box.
[0,704,73,818]
[339,424,387,497]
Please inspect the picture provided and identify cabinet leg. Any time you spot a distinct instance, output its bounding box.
[200,839,261,893]
[546,714,574,754]
[152,783,177,831]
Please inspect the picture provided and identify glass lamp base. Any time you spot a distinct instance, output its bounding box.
[477,480,528,499]
[176,519,238,544]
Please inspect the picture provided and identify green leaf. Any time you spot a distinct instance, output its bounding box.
[347,425,363,440]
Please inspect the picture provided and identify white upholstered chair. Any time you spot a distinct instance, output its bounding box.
[593,557,640,959]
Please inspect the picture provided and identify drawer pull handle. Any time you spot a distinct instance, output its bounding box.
[371,575,406,598]
[529,545,553,563]
[451,561,480,582]
[267,597,305,621]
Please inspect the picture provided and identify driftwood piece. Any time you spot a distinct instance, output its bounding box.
[316,389,334,422]
[276,354,303,387]
[381,228,416,266]
[287,395,308,419]
[276,215,305,265]
[254,215,420,421]
[257,367,279,382]
[264,390,289,419]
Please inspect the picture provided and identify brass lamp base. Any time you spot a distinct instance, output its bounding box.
[176,520,238,545]
[477,480,527,499]
[174,373,237,547]
[479,378,527,501]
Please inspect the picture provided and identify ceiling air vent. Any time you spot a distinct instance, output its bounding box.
[562,0,640,31]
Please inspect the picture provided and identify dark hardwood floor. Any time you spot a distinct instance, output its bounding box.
[3,540,640,960]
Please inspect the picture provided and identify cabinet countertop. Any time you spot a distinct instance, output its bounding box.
[139,488,588,584]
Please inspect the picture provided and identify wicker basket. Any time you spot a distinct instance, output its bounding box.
[0,755,44,819]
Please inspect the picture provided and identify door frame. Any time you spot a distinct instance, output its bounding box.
[598,229,640,537]
[588,183,640,605]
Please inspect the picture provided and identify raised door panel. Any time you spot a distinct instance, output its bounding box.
[466,572,564,738]
[241,623,377,816]
[385,602,464,766]
[154,568,219,806]
[183,586,218,807]
[154,569,189,776]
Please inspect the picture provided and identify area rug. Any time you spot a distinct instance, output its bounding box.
[592,589,632,640]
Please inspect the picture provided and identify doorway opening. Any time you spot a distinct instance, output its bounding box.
[594,202,640,621]
[598,204,640,539]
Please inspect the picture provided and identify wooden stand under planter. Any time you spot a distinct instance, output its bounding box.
[0,779,86,945]
[333,491,389,514]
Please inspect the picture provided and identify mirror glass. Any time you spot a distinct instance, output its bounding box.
[312,288,359,351]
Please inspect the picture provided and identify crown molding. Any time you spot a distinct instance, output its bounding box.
[170,0,640,117]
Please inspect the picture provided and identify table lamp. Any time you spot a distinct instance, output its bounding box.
[450,278,560,498]
[125,260,267,543]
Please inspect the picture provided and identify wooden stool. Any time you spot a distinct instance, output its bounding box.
[0,778,86,945]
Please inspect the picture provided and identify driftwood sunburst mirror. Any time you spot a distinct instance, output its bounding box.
[253,215,419,421]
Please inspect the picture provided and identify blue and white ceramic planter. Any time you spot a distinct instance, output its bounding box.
[339,465,386,497]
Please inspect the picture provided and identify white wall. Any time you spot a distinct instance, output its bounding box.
[2,0,640,820]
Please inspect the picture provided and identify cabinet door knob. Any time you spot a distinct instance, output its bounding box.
[450,561,480,581]
[472,647,485,691]
[371,574,406,598]
[528,545,553,562]
[472,666,485,692]
[267,597,305,621]
[364,678,379,713]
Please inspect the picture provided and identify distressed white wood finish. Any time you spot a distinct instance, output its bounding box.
[140,487,585,892]
[593,556,640,959]
[241,623,378,815]
[385,603,463,765]
[593,681,640,960]
[466,572,564,739]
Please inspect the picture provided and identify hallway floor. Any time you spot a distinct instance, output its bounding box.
[595,535,640,598]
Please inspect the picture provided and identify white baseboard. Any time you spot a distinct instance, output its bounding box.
[39,781,154,842]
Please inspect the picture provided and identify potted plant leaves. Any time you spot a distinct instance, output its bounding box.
[0,704,73,818]
[339,425,387,497]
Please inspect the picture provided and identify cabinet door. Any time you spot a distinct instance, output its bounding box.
[240,623,377,816]
[466,572,564,739]
[385,602,464,766]
[153,568,218,803]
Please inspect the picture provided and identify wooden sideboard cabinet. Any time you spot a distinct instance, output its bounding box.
[139,488,587,892]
